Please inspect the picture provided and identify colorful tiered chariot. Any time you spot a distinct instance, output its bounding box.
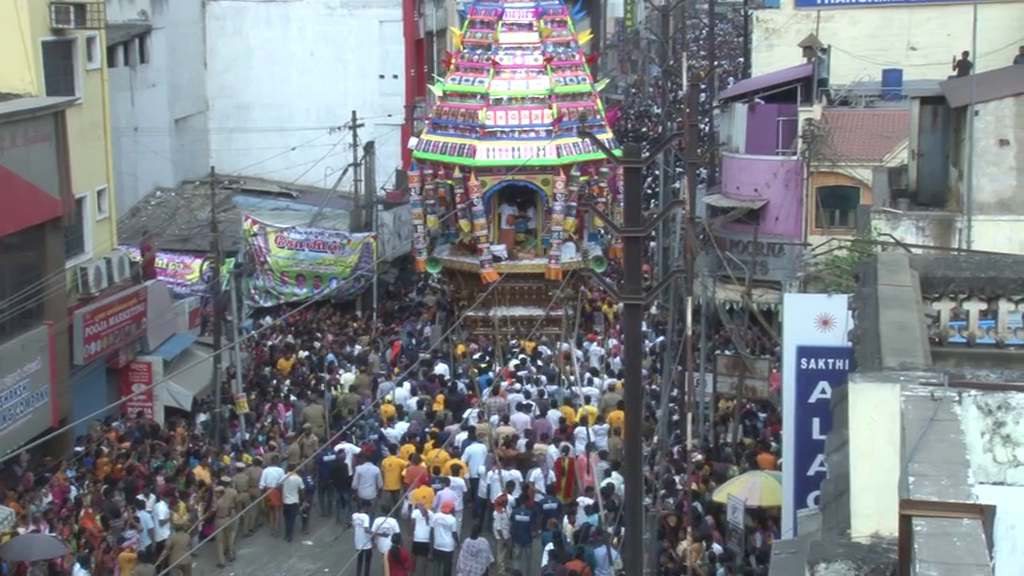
[408,0,623,335]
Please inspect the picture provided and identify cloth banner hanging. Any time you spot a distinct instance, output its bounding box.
[425,164,440,231]
[241,215,376,308]
[468,175,500,283]
[546,170,568,280]
[409,163,429,272]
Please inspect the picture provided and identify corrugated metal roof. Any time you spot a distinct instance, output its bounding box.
[818,109,909,164]
[0,96,78,119]
[717,63,813,102]
[940,65,1024,108]
[117,176,354,253]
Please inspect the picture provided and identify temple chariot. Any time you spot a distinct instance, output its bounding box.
[408,0,622,337]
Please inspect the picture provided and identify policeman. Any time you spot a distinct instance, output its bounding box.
[246,456,264,531]
[285,432,302,466]
[232,462,253,536]
[213,484,238,567]
[300,423,320,461]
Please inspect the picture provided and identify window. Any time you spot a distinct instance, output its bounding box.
[138,34,149,64]
[707,205,763,227]
[0,226,47,345]
[816,185,860,230]
[64,194,91,263]
[122,42,132,68]
[41,37,78,97]
[107,45,120,68]
[85,32,101,70]
[95,185,110,220]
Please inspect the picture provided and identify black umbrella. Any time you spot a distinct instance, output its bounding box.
[0,533,70,563]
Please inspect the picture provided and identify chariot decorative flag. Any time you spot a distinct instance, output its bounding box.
[546,170,567,281]
[468,174,500,283]
[409,162,429,272]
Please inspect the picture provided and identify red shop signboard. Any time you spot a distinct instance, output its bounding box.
[120,360,155,420]
[73,285,148,365]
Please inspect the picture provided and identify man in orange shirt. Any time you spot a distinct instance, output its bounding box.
[755,443,778,471]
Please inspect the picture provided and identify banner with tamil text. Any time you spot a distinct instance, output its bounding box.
[242,215,376,308]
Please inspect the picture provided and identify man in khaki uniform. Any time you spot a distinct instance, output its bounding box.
[299,423,320,460]
[213,485,238,567]
[232,462,253,536]
[285,433,302,467]
[246,457,264,533]
[163,520,193,576]
[264,442,281,466]
[301,399,328,441]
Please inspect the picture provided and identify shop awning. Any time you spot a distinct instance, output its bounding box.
[698,279,782,309]
[151,333,198,362]
[703,194,768,211]
[162,345,215,411]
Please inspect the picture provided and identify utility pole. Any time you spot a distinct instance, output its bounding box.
[578,133,687,575]
[741,0,751,78]
[349,110,365,233]
[682,40,702,573]
[363,141,379,325]
[209,165,224,446]
[229,268,246,441]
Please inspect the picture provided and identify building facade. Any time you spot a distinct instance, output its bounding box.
[0,98,78,454]
[104,0,211,212]
[1,0,120,271]
[752,0,1021,86]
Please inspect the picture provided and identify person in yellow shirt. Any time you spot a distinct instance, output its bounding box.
[576,403,598,427]
[410,483,435,510]
[275,351,297,377]
[425,446,451,471]
[399,442,418,462]
[442,457,468,479]
[381,446,408,511]
[559,400,578,427]
[607,400,625,435]
[379,397,397,422]
[432,394,446,413]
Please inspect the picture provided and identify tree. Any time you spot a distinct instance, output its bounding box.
[807,231,878,293]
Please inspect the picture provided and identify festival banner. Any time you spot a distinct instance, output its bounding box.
[119,246,234,297]
[242,215,376,308]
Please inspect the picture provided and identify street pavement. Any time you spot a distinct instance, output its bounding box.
[193,512,359,576]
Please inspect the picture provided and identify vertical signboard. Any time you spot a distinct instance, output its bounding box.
[781,293,852,539]
[120,360,155,420]
[792,345,853,532]
[0,324,57,454]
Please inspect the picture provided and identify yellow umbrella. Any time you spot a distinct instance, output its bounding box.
[712,470,783,507]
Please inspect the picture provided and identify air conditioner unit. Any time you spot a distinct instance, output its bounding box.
[76,261,109,295]
[50,3,81,29]
[104,250,133,283]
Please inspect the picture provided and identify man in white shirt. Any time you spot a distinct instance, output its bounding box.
[351,502,374,576]
[259,454,287,536]
[527,463,556,503]
[426,501,458,573]
[371,514,401,555]
[447,468,468,533]
[433,358,451,379]
[351,455,383,508]
[281,464,306,543]
[410,503,432,561]
[151,491,172,560]
[334,438,362,476]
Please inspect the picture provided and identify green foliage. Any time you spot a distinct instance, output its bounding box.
[809,231,879,293]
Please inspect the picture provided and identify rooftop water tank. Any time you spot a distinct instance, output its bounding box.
[881,68,904,101]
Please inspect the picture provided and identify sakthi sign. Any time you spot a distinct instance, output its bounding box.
[0,324,57,454]
[781,293,853,539]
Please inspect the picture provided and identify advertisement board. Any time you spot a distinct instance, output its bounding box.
[0,324,57,453]
[242,215,377,308]
[781,293,852,539]
[791,345,853,532]
[73,285,148,365]
[119,360,155,420]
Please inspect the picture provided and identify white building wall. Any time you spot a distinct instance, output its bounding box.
[205,0,405,191]
[752,1,1021,85]
[967,97,1024,216]
[848,378,901,541]
[106,0,210,213]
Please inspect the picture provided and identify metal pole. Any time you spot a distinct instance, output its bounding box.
[229,273,246,440]
[656,3,675,454]
[620,142,646,576]
[697,270,709,440]
[741,0,751,79]
[965,0,978,249]
[209,166,223,445]
[682,56,701,575]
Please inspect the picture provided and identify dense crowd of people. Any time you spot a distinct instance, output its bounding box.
[0,12,782,575]
[0,267,782,576]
